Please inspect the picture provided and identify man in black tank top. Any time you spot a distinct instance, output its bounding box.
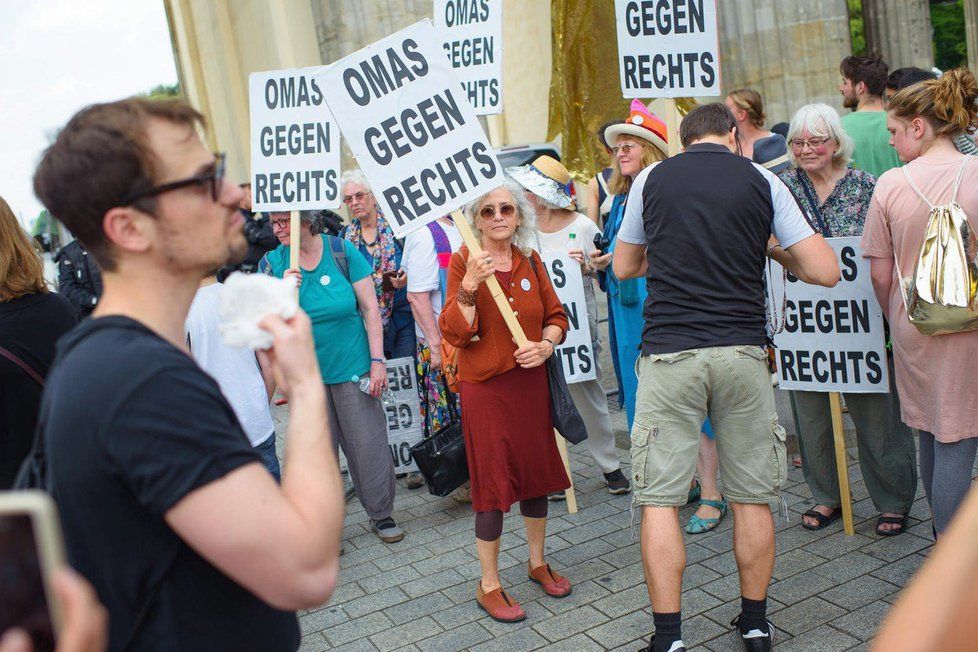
[613,104,840,652]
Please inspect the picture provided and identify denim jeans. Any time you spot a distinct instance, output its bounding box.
[255,432,281,483]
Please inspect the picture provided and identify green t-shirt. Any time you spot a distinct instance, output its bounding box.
[264,235,373,385]
[841,110,902,178]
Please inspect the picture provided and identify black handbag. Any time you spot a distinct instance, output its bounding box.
[409,381,469,497]
[546,356,588,445]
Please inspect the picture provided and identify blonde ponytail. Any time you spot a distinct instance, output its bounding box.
[889,68,978,137]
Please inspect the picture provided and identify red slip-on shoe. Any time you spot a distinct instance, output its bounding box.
[476,582,526,622]
[528,563,572,598]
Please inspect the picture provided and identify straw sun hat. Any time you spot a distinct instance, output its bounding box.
[506,155,574,209]
[603,99,669,158]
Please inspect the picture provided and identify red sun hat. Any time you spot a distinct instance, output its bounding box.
[603,99,669,158]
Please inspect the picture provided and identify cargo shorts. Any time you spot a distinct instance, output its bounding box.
[629,345,787,507]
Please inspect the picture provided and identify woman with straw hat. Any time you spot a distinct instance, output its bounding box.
[508,155,631,498]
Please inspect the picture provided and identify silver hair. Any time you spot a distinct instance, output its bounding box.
[298,209,323,235]
[462,177,539,256]
[339,169,371,192]
[786,103,854,168]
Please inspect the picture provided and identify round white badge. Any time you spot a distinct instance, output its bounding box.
[632,115,644,125]
[520,278,531,292]
[320,275,331,286]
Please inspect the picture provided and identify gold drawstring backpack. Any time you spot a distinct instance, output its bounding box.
[894,158,978,335]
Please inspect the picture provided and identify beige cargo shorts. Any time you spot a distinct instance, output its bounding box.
[629,345,787,507]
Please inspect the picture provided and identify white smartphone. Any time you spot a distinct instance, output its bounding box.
[0,491,66,651]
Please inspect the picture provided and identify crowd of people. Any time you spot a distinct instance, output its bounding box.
[1,50,977,652]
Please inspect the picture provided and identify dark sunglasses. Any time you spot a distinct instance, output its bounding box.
[124,152,226,205]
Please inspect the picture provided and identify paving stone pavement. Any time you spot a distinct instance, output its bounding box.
[286,433,937,651]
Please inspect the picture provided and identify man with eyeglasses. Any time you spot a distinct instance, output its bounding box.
[31,98,344,650]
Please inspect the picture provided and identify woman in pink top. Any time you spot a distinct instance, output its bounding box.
[861,68,978,535]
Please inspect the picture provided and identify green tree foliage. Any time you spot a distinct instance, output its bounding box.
[143,83,181,100]
[848,0,866,56]
[931,0,967,70]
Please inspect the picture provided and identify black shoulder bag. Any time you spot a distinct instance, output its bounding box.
[409,376,469,497]
[796,169,833,237]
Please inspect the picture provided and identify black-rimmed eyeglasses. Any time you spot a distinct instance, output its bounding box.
[123,152,226,205]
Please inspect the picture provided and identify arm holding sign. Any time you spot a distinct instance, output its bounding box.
[768,174,841,287]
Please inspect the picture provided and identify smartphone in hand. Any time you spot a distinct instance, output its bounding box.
[0,491,66,652]
[381,270,401,292]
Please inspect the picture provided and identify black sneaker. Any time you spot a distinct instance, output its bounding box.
[548,492,566,501]
[371,517,405,543]
[604,469,632,495]
[637,635,686,652]
[730,615,774,652]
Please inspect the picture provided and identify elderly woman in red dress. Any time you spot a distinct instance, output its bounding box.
[439,178,571,623]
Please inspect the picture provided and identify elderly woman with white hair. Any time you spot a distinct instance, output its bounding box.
[778,103,917,536]
[439,179,571,624]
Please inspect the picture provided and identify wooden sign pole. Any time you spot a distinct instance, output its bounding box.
[829,391,855,535]
[452,209,578,514]
[289,209,301,285]
[665,99,682,157]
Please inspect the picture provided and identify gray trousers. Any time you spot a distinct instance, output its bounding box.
[568,378,621,474]
[325,380,395,521]
[919,431,978,534]
[791,360,917,513]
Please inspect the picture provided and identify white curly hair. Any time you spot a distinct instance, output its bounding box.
[462,177,539,256]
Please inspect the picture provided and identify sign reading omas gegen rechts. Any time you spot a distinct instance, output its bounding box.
[434,0,503,115]
[614,0,721,98]
[249,67,342,211]
[318,20,504,237]
[767,238,890,393]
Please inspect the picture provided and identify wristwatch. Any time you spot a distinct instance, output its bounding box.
[542,338,556,354]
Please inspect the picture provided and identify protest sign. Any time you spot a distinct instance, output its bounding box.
[433,0,503,115]
[249,67,342,211]
[385,357,423,474]
[318,19,505,238]
[767,237,889,393]
[614,0,721,98]
[541,252,597,384]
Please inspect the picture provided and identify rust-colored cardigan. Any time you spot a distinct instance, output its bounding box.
[439,245,568,384]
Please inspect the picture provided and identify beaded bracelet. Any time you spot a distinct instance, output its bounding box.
[456,285,477,306]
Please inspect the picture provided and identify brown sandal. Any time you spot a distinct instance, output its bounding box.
[527,563,572,598]
[476,582,526,622]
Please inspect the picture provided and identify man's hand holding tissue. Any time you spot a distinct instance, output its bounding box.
[256,310,321,399]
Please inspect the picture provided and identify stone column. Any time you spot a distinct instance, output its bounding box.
[718,0,853,125]
[862,0,934,70]
[965,0,978,72]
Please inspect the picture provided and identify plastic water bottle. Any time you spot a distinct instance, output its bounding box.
[352,374,395,407]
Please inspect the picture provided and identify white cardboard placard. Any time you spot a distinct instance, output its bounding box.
[541,252,597,384]
[385,356,424,474]
[767,238,890,393]
[433,0,503,115]
[614,0,721,98]
[318,19,504,237]
[249,66,342,211]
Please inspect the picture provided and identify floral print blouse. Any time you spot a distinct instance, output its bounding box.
[778,166,877,237]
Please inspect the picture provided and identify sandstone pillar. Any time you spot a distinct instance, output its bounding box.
[965,0,978,72]
[862,0,934,70]
[718,0,853,124]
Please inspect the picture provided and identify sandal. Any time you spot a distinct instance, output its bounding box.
[686,480,701,506]
[876,514,908,537]
[791,454,803,468]
[801,506,842,531]
[685,498,728,534]
[528,563,572,598]
[476,582,526,622]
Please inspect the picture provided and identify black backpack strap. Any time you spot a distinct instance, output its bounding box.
[326,235,350,282]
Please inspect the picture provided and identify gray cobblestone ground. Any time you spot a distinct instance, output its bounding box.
[287,436,935,651]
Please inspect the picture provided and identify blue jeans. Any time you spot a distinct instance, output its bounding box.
[255,432,281,483]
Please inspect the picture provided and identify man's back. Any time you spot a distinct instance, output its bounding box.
[842,110,902,177]
[41,316,300,651]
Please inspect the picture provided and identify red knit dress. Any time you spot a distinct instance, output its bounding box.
[459,270,570,513]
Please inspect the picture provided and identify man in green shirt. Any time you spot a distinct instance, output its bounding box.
[839,53,902,177]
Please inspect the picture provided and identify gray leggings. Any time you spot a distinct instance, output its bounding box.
[918,431,978,534]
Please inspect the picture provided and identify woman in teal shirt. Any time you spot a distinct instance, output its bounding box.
[261,210,405,544]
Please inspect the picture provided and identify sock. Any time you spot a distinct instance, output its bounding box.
[739,596,769,634]
[652,611,682,652]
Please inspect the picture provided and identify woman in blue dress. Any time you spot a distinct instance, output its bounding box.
[601,100,727,533]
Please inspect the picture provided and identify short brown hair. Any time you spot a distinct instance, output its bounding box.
[840,53,888,98]
[680,103,736,148]
[33,98,205,271]
[727,89,766,129]
[888,68,978,138]
[0,196,48,301]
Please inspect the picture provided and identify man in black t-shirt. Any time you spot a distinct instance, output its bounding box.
[613,104,840,652]
[32,98,344,651]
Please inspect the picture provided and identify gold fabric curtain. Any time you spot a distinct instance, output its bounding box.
[547,0,631,182]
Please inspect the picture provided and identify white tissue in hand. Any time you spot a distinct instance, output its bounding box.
[218,272,298,350]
